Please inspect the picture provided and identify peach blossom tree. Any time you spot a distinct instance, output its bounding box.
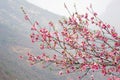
[21,4,120,80]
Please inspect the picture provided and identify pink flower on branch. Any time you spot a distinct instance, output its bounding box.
[24,15,29,20]
[21,5,120,80]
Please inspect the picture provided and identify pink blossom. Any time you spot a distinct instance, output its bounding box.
[111,29,118,38]
[101,67,107,76]
[49,21,54,27]
[107,77,112,80]
[102,24,107,29]
[93,12,97,16]
[81,64,88,71]
[40,44,44,50]
[64,37,70,42]
[35,21,39,25]
[53,54,57,60]
[66,69,70,74]
[19,56,23,59]
[37,56,41,60]
[85,13,88,19]
[31,25,37,31]
[117,65,120,72]
[24,15,29,20]
[114,42,120,47]
[109,52,114,57]
[40,28,48,33]
[91,63,99,70]
[58,71,63,75]
[41,53,46,58]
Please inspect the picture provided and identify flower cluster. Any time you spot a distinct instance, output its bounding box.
[21,5,120,80]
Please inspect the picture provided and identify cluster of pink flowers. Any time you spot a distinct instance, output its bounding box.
[21,5,120,80]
